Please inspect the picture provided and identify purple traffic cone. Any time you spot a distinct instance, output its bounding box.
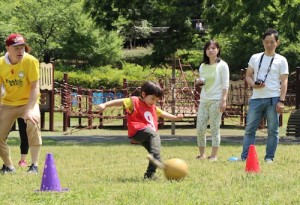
[38,153,68,192]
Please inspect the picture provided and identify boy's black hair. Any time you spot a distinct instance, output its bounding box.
[262,28,279,41]
[140,81,163,98]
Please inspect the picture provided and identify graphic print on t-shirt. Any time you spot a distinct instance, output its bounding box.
[144,111,156,131]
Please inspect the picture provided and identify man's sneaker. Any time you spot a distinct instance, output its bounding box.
[0,164,16,174]
[27,164,38,174]
[265,158,273,164]
[18,160,27,167]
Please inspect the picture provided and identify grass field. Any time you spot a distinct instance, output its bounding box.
[1,112,299,204]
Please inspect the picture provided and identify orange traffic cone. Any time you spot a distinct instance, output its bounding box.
[245,144,260,173]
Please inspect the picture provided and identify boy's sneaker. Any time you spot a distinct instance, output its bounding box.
[18,160,27,167]
[0,164,16,174]
[27,164,38,174]
[144,172,157,180]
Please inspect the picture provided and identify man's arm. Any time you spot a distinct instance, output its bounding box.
[245,66,264,88]
[279,74,288,101]
[276,74,288,113]
[245,66,255,87]
[23,80,40,124]
[27,80,39,110]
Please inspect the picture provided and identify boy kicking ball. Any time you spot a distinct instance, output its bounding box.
[97,81,183,179]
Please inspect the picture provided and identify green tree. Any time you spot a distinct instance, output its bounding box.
[121,20,152,49]
[83,0,205,63]
[201,0,300,72]
[0,0,123,66]
[59,15,123,66]
[7,0,79,62]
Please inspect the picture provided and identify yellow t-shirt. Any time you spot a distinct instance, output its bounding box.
[0,53,39,106]
[123,97,163,117]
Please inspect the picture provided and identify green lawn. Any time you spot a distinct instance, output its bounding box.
[1,112,299,204]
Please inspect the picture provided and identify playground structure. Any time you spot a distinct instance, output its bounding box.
[11,60,296,137]
[55,75,201,132]
[286,67,300,137]
[46,64,299,137]
[53,57,203,132]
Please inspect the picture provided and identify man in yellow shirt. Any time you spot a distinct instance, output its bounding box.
[0,33,42,174]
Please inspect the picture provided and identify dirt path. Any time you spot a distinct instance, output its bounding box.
[43,135,300,145]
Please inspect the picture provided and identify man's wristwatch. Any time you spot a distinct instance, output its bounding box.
[278,100,285,104]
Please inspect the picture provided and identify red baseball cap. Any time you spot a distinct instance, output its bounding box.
[5,33,27,46]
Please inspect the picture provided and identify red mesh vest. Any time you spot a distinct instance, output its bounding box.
[127,97,158,137]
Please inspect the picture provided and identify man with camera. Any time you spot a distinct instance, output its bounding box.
[240,28,289,163]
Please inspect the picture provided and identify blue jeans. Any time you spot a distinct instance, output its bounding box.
[241,97,279,161]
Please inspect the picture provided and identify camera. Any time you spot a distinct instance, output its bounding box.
[196,77,206,85]
[254,79,264,85]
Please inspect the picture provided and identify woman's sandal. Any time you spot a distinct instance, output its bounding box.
[208,156,218,161]
[196,155,207,160]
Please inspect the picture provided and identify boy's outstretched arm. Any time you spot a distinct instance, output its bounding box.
[97,99,124,112]
[160,111,183,121]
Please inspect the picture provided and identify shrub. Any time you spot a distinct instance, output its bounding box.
[53,63,198,89]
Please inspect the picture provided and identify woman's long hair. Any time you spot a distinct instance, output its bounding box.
[202,40,221,64]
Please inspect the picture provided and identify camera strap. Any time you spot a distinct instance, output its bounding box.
[256,53,275,82]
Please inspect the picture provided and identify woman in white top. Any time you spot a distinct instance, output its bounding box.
[195,40,230,161]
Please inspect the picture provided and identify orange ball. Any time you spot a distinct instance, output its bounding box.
[164,158,188,180]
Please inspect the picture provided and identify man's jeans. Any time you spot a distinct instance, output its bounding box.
[241,97,279,160]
